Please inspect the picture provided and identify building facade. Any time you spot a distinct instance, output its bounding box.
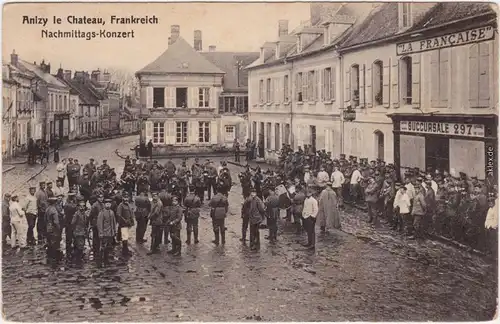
[90,70,121,135]
[2,66,18,158]
[136,25,257,154]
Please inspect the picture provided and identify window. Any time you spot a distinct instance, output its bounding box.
[176,121,188,143]
[225,125,235,142]
[266,122,272,149]
[401,3,411,28]
[198,88,210,108]
[323,68,335,101]
[199,121,210,143]
[283,75,289,102]
[224,97,235,113]
[284,123,290,145]
[307,70,315,101]
[252,121,257,142]
[64,95,67,111]
[153,87,164,108]
[266,78,271,103]
[351,65,360,106]
[176,88,187,108]
[373,61,383,105]
[153,122,165,144]
[259,80,264,103]
[400,56,412,105]
[275,123,280,151]
[296,72,303,102]
[236,96,248,113]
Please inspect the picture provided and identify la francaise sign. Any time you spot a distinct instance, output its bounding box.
[397,26,495,56]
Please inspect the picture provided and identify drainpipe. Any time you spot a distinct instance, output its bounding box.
[289,60,294,149]
[339,54,344,154]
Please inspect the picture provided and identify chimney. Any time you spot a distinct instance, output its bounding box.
[63,70,72,81]
[278,20,288,37]
[170,25,180,44]
[56,67,64,78]
[45,63,51,74]
[91,69,101,82]
[209,45,216,52]
[10,50,18,67]
[194,30,202,51]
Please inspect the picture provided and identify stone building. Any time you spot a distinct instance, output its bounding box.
[136,25,258,154]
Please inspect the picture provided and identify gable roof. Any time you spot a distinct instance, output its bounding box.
[136,37,225,75]
[59,78,101,106]
[201,51,259,92]
[18,60,68,89]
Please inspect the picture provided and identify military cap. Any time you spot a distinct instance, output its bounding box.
[11,194,18,200]
[104,198,113,203]
[395,182,402,187]
[370,160,376,164]
[89,158,94,161]
[67,192,76,197]
[473,183,482,189]
[376,158,382,162]
[48,196,58,202]
[78,200,86,206]
[4,193,12,198]
[103,160,107,163]
[349,155,355,159]
[29,186,36,190]
[459,172,466,178]
[340,154,346,158]
[471,176,478,180]
[39,181,45,185]
[387,163,394,168]
[46,182,53,185]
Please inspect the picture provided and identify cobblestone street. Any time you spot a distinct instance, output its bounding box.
[2,136,497,321]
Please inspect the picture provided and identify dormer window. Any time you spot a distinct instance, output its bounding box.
[400,3,412,28]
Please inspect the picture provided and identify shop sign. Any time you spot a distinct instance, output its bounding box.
[400,120,485,138]
[397,25,495,55]
[343,106,356,122]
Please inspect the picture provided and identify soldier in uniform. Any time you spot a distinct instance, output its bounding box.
[136,171,150,195]
[244,187,266,251]
[292,185,306,234]
[434,180,448,237]
[97,198,117,266]
[135,191,151,244]
[192,158,205,202]
[116,193,135,256]
[45,197,62,263]
[265,188,280,243]
[209,190,229,246]
[167,197,183,256]
[184,185,201,245]
[89,194,105,253]
[71,199,88,263]
[239,165,253,199]
[63,192,77,259]
[218,168,232,195]
[205,160,218,200]
[147,193,163,255]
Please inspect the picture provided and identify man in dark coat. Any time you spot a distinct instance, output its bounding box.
[265,189,280,243]
[35,181,48,244]
[184,185,201,245]
[46,197,62,263]
[135,191,151,244]
[209,191,229,245]
[116,193,135,256]
[97,198,117,265]
[242,187,266,250]
[167,197,183,256]
[147,194,163,255]
[63,192,78,259]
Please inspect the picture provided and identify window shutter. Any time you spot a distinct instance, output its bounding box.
[412,54,421,108]
[190,87,198,108]
[392,59,399,108]
[294,74,299,101]
[315,69,320,101]
[320,69,325,101]
[303,73,308,101]
[439,48,449,107]
[165,87,175,108]
[478,42,490,107]
[210,88,216,109]
[210,120,218,144]
[365,66,372,107]
[146,87,153,109]
[430,50,440,107]
[345,69,351,103]
[469,44,479,108]
[382,59,390,108]
[190,121,198,144]
[145,121,153,143]
[332,67,336,101]
[275,77,280,104]
[359,64,365,108]
[167,121,175,145]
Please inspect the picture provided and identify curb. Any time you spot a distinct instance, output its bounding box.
[3,134,136,165]
[2,165,16,174]
[118,152,247,160]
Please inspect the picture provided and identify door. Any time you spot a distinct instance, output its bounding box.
[375,131,385,160]
[425,136,449,172]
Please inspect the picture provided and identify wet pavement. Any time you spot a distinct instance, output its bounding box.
[2,136,498,321]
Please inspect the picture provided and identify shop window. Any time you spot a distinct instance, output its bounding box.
[199,121,210,143]
[153,87,164,108]
[176,88,187,108]
[425,136,449,173]
[400,56,413,104]
[372,61,383,105]
[296,72,303,102]
[153,122,165,144]
[176,121,188,143]
[198,88,210,108]
[351,65,360,107]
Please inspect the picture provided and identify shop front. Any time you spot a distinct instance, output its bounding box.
[390,114,497,182]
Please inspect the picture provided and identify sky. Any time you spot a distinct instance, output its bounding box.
[2,2,310,73]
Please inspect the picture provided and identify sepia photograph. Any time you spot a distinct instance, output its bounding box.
[1,1,498,321]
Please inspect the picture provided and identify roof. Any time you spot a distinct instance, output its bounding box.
[18,60,68,89]
[60,78,101,106]
[201,51,259,91]
[409,2,495,30]
[136,37,225,75]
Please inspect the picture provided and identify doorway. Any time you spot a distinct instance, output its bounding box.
[425,136,449,172]
[374,130,384,160]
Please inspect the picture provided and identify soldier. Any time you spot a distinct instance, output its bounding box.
[234,138,241,162]
[23,187,38,246]
[164,159,176,178]
[167,197,183,256]
[36,181,48,244]
[243,188,265,251]
[71,199,88,263]
[97,198,117,266]
[84,158,97,179]
[184,185,201,245]
[63,192,77,258]
[135,191,151,244]
[9,194,28,250]
[265,188,280,243]
[434,180,447,237]
[209,190,229,246]
[2,193,11,246]
[147,193,163,255]
[45,197,62,263]
[292,185,306,234]
[116,193,135,256]
[205,160,218,200]
[239,165,253,199]
[89,194,105,253]
[192,158,205,202]
[46,182,54,198]
[218,168,232,195]
[136,171,150,195]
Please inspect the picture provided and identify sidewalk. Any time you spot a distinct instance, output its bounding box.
[2,133,136,165]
